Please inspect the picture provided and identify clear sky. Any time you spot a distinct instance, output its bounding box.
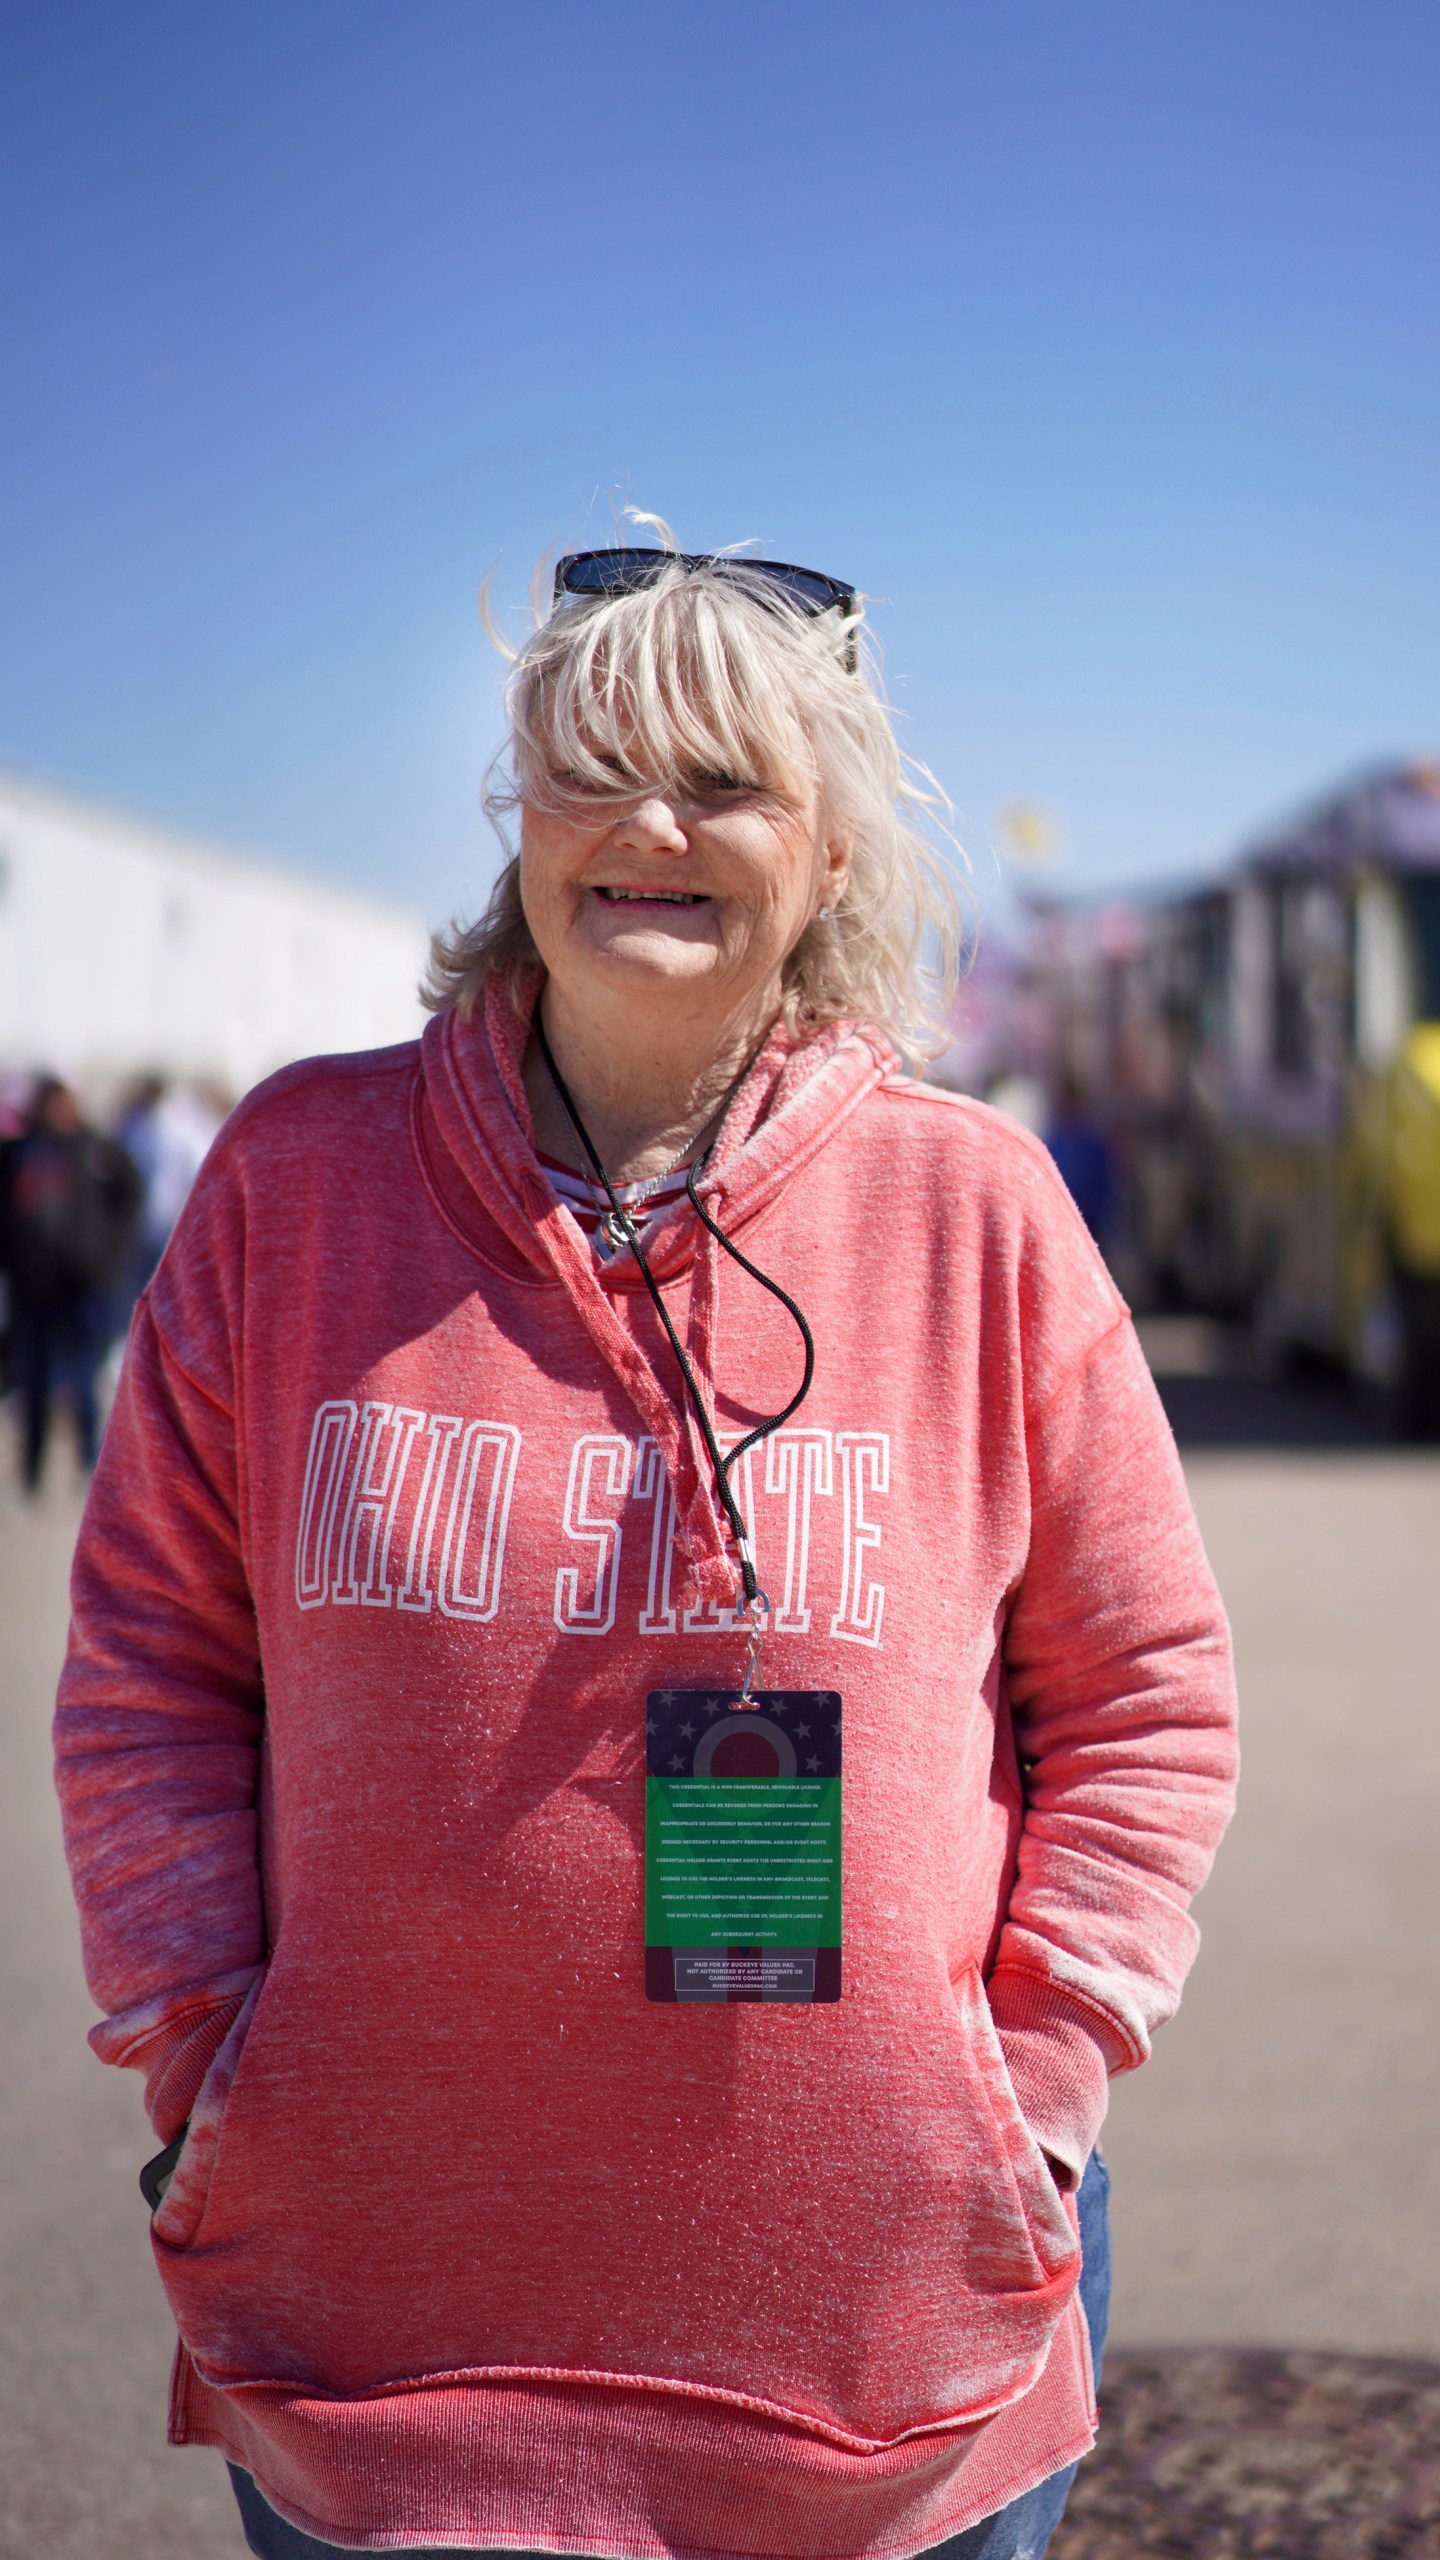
[2,1,1437,937]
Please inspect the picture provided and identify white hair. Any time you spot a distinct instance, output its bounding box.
[425,531,968,1062]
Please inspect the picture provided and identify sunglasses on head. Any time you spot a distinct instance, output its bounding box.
[553,549,860,668]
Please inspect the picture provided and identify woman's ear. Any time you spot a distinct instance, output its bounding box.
[820,822,854,915]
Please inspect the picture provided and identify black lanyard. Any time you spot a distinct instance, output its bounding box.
[534,1013,814,1613]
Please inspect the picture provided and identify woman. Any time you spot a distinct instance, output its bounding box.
[55,539,1237,2560]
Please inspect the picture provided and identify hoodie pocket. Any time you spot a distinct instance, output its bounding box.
[151,1969,268,2254]
[149,1946,1082,2434]
[950,1960,1079,2295]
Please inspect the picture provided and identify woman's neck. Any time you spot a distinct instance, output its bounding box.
[522,981,777,1184]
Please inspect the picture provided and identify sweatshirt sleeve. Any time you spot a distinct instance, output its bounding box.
[54,1274,266,2143]
[989,1203,1239,2187]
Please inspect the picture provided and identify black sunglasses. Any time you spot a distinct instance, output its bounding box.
[553,548,859,666]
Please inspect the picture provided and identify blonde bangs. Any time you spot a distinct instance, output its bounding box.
[513,567,824,808]
[426,550,968,1065]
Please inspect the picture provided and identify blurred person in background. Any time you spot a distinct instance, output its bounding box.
[0,1072,29,1140]
[55,538,1236,2560]
[0,1075,141,1492]
[1042,1075,1115,1250]
[115,1073,226,1307]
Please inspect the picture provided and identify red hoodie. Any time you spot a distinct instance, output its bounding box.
[55,981,1237,2556]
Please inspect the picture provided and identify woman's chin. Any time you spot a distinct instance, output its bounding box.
[573,924,722,985]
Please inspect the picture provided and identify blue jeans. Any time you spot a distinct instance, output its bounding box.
[229,2149,1111,2560]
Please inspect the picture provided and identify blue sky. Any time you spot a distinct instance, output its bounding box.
[1,1,1437,936]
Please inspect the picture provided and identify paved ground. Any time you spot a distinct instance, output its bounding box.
[1104,1447,1440,2356]
[2,1397,1438,2558]
[0,1466,250,2560]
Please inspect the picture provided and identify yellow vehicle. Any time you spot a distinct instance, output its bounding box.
[1034,763,1440,1433]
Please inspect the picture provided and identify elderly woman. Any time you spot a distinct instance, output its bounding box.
[55,539,1237,2560]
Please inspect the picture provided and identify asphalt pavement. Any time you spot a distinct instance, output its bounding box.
[2,1388,1437,2558]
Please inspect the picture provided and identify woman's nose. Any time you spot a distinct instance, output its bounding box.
[610,797,689,856]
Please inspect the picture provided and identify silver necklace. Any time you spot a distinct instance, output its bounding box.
[567,1124,712,1253]
[546,1062,752,1254]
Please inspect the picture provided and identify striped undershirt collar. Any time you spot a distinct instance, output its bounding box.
[537,1149,693,1259]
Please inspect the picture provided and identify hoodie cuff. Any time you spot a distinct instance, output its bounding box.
[89,1976,257,2141]
[986,1965,1129,2191]
[144,1999,246,2140]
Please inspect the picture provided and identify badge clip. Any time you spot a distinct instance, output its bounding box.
[736,1586,771,1706]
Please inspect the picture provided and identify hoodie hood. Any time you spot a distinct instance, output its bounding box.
[418,972,897,1612]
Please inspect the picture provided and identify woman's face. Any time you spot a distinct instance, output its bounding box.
[519,760,850,1033]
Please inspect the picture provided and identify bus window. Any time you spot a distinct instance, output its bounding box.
[1271,878,1347,1077]
[1403,876,1440,1023]
[1229,882,1271,1075]
[1271,883,1304,1073]
[1354,880,1412,1071]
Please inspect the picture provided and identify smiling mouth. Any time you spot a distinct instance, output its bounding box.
[594,887,709,906]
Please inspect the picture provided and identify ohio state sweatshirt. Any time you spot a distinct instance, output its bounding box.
[55,977,1237,2557]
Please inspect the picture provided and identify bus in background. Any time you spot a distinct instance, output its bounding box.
[1027,763,1440,1436]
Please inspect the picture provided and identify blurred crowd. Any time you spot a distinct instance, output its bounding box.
[0,1071,228,1496]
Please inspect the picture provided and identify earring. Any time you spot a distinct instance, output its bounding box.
[817,905,834,921]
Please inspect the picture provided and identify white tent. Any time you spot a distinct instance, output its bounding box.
[0,771,431,1102]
